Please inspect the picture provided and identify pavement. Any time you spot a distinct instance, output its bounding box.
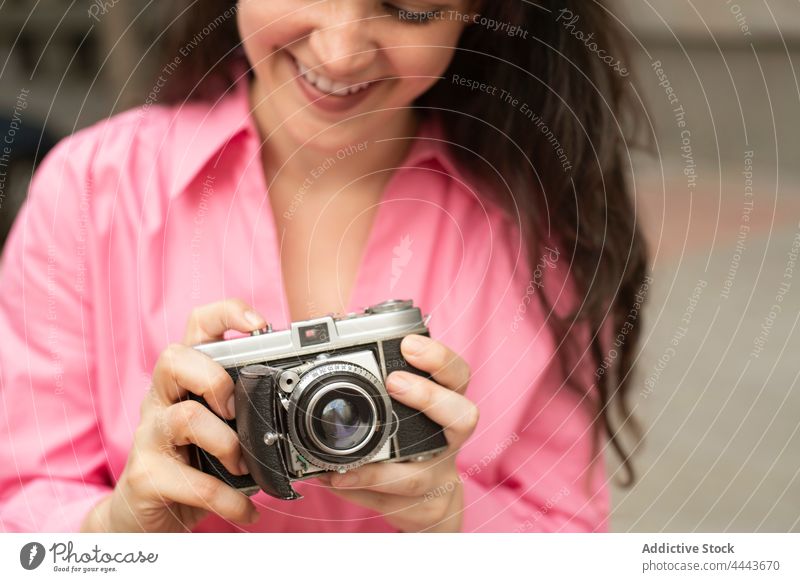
[607,42,800,532]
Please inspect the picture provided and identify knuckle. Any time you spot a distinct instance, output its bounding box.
[170,399,205,432]
[373,493,392,514]
[461,403,480,433]
[194,477,223,506]
[431,340,448,363]
[152,407,172,441]
[219,428,241,458]
[405,473,423,496]
[125,464,153,495]
[125,468,144,491]
[417,383,434,412]
[222,298,247,321]
[225,297,248,311]
[139,389,157,417]
[208,365,232,392]
[181,399,207,426]
[132,422,150,444]
[158,441,180,460]
[468,402,480,427]
[137,409,167,446]
[158,343,185,374]
[186,307,203,328]
[445,357,470,390]
[427,497,450,523]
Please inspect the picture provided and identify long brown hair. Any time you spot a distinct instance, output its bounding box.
[157,0,650,486]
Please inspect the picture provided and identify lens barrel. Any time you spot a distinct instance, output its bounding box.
[289,361,392,471]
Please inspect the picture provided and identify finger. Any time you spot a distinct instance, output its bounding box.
[157,460,259,525]
[323,486,455,532]
[182,298,267,346]
[152,343,235,418]
[400,335,471,394]
[386,371,480,450]
[326,458,440,497]
[162,400,247,476]
[323,486,424,523]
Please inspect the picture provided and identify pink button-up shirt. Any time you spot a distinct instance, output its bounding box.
[0,81,608,532]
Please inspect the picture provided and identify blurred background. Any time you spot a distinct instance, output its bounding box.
[0,0,798,531]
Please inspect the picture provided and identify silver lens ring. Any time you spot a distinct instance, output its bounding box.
[287,360,393,472]
[304,382,378,456]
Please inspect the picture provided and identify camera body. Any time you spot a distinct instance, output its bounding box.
[190,299,448,500]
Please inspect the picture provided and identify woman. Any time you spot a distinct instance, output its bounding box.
[0,0,648,532]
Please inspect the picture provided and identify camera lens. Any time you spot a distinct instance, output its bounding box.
[306,383,377,455]
[289,360,392,471]
[317,394,370,450]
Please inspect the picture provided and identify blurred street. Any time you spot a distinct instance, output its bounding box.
[609,2,800,530]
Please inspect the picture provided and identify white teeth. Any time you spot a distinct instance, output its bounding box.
[330,81,350,96]
[314,75,333,93]
[294,57,371,97]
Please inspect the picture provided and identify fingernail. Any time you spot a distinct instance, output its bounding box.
[244,310,266,329]
[332,473,358,487]
[403,334,429,355]
[239,458,249,475]
[227,395,236,418]
[388,372,412,394]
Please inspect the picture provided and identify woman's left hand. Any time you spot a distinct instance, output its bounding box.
[319,334,478,532]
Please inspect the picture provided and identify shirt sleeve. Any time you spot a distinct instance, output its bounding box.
[0,135,112,532]
[458,337,610,533]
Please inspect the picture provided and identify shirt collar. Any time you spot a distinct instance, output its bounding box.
[167,80,470,199]
[168,81,253,199]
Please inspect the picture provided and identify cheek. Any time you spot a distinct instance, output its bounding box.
[389,43,459,99]
[402,45,457,75]
[236,3,296,64]
[387,22,466,95]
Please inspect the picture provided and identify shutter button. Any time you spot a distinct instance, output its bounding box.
[250,324,273,336]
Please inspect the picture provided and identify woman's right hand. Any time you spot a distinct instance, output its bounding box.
[81,299,269,532]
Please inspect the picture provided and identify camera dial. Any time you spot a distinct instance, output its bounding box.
[366,299,413,314]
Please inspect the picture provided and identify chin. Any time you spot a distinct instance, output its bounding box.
[287,122,362,154]
[290,112,384,152]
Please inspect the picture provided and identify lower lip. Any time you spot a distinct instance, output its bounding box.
[290,56,377,114]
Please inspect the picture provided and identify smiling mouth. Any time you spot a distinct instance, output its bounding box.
[291,55,379,97]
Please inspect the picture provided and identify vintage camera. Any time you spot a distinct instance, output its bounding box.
[189,299,448,500]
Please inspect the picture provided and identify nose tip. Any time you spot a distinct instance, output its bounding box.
[309,20,378,78]
[319,47,376,79]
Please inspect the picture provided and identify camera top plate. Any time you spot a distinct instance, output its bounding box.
[193,299,427,369]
